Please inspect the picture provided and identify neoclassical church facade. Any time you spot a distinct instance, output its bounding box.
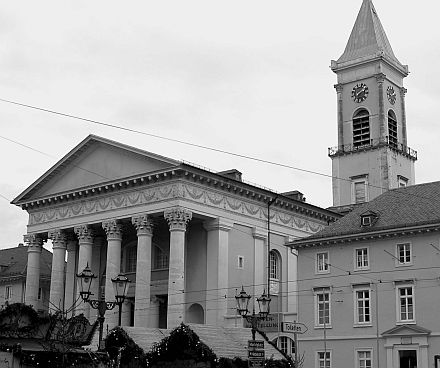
[12,135,338,332]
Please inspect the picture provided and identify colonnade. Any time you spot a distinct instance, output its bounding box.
[24,206,193,330]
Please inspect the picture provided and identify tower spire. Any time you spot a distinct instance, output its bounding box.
[332,0,407,75]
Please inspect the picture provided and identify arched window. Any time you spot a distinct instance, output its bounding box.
[353,109,370,148]
[187,303,204,324]
[388,110,398,147]
[269,251,279,280]
[269,250,281,295]
[153,245,169,270]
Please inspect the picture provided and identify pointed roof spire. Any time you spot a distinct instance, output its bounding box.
[332,0,407,74]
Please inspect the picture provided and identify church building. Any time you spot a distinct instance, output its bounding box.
[12,134,338,335]
[328,0,417,211]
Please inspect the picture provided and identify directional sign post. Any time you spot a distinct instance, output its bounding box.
[282,322,308,365]
[248,340,264,368]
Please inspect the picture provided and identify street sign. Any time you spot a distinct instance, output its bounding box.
[248,351,265,359]
[244,313,283,332]
[248,340,264,350]
[282,322,308,334]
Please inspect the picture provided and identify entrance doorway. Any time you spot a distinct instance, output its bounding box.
[399,350,417,368]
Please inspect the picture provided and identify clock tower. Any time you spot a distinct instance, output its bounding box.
[329,0,417,210]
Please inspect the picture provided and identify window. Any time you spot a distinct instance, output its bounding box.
[398,176,408,188]
[126,246,137,273]
[396,243,412,265]
[269,251,280,295]
[352,176,368,204]
[269,251,279,279]
[388,110,398,147]
[397,285,415,322]
[317,351,331,368]
[154,246,169,269]
[274,336,295,356]
[355,248,369,270]
[4,286,11,300]
[316,252,329,274]
[237,256,244,269]
[357,350,372,368]
[355,289,371,325]
[38,287,43,301]
[315,288,331,327]
[353,109,370,148]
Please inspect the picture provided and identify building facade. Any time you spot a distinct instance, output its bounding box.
[329,0,417,210]
[0,244,52,312]
[12,134,338,335]
[290,181,440,368]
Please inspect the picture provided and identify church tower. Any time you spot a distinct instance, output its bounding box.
[329,0,417,209]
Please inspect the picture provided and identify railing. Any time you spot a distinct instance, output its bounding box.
[328,137,417,160]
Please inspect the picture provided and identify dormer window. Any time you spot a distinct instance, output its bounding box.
[360,211,378,227]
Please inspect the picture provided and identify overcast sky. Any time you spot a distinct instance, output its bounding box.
[1,0,439,249]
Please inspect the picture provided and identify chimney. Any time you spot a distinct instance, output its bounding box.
[282,190,306,202]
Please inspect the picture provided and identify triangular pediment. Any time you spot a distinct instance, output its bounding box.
[382,324,431,337]
[13,135,179,203]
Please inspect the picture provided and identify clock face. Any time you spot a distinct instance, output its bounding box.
[352,83,369,103]
[387,85,397,105]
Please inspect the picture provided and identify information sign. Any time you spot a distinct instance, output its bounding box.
[282,322,308,334]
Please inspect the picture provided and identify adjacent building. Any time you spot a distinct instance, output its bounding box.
[289,181,440,368]
[12,134,338,339]
[0,244,52,312]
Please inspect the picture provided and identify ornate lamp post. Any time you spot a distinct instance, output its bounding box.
[77,264,130,350]
[235,286,271,340]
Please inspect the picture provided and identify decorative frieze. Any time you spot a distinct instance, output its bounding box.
[132,214,154,236]
[102,219,123,240]
[74,225,94,243]
[28,183,325,233]
[164,207,192,231]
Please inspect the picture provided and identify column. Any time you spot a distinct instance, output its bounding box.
[252,228,267,306]
[204,218,233,325]
[64,237,77,317]
[102,219,123,329]
[24,234,44,308]
[400,87,408,146]
[376,73,386,141]
[132,214,154,328]
[164,207,192,328]
[74,225,94,317]
[90,237,104,321]
[334,83,344,148]
[48,229,67,314]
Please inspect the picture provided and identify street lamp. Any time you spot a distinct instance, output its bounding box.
[235,286,271,340]
[77,264,131,350]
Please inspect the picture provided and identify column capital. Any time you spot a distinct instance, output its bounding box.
[48,229,67,249]
[24,233,44,251]
[132,214,154,236]
[400,87,408,97]
[334,83,344,93]
[204,218,234,232]
[102,219,123,240]
[375,72,386,83]
[252,227,267,241]
[164,207,192,231]
[74,225,95,243]
[66,240,77,253]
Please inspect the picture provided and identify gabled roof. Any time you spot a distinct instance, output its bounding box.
[290,181,440,247]
[382,324,431,337]
[12,134,180,205]
[0,246,52,280]
[333,0,407,74]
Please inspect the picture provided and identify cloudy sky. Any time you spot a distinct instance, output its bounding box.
[1,0,439,249]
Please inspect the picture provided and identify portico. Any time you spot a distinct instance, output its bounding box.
[13,135,338,332]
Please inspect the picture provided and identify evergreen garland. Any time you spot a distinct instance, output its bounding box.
[105,326,147,366]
